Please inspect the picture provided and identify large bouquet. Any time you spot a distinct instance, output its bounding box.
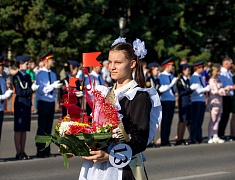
[35,77,120,168]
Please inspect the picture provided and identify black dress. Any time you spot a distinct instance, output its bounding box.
[78,81,159,180]
[13,71,33,132]
[119,91,151,179]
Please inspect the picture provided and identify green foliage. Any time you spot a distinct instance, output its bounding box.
[1,0,235,65]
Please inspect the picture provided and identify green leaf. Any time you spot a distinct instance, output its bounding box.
[62,153,69,169]
[34,135,52,143]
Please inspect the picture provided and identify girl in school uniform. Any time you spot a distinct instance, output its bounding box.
[78,37,162,180]
[13,56,38,160]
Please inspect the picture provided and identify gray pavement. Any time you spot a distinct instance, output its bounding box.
[0,110,235,180]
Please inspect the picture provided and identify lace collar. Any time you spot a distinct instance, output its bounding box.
[114,80,138,96]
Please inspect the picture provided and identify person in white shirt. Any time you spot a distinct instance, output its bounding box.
[190,61,211,144]
[218,57,235,139]
[0,56,13,162]
[35,50,62,158]
[158,57,178,146]
[102,60,113,87]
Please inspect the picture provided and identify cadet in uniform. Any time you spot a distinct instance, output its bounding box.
[0,56,13,162]
[13,56,39,160]
[145,62,160,93]
[145,62,161,146]
[176,64,198,145]
[35,50,62,158]
[190,61,210,144]
[158,57,178,146]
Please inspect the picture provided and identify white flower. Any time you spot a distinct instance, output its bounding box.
[96,127,102,133]
[111,37,126,47]
[133,38,147,59]
[59,121,73,137]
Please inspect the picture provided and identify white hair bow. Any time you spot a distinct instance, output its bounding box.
[111,36,126,47]
[133,38,147,59]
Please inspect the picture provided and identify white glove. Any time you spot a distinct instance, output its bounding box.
[204,85,211,92]
[31,82,39,91]
[169,77,178,88]
[53,80,63,89]
[75,91,83,97]
[0,89,13,100]
[190,83,199,90]
[159,85,169,93]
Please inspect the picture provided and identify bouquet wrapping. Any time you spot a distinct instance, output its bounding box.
[35,77,120,168]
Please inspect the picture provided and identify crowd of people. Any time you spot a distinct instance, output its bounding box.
[146,57,235,147]
[0,38,234,179]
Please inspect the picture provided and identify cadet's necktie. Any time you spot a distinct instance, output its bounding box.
[0,87,4,103]
[98,75,102,85]
[168,76,175,94]
[48,71,53,94]
[199,76,205,87]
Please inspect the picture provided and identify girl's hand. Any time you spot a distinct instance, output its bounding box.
[81,150,109,163]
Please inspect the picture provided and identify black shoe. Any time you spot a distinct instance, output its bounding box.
[229,136,235,141]
[153,143,161,148]
[175,140,184,146]
[183,140,189,145]
[161,143,173,147]
[16,153,22,160]
[21,152,31,160]
[190,140,196,144]
[45,153,56,158]
[36,152,46,158]
[0,158,6,162]
[147,143,154,148]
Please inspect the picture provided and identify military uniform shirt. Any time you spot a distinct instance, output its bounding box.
[35,67,58,102]
[0,77,6,111]
[159,71,176,101]
[218,67,234,96]
[190,72,207,102]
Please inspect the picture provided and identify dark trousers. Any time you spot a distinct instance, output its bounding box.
[190,102,206,143]
[36,100,55,154]
[218,96,232,137]
[0,111,4,142]
[161,101,175,145]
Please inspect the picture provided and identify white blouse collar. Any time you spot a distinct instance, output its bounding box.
[114,80,138,96]
[162,70,171,76]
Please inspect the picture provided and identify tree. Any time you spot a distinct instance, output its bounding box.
[1,0,235,66]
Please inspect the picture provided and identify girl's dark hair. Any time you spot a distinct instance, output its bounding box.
[110,43,145,87]
[15,60,25,68]
[64,62,77,73]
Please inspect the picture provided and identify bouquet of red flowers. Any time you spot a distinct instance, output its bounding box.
[35,82,120,168]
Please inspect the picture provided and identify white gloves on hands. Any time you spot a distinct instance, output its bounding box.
[75,91,83,97]
[169,77,178,88]
[0,89,13,100]
[159,85,169,93]
[204,85,211,92]
[31,82,39,91]
[53,80,63,89]
[190,83,199,90]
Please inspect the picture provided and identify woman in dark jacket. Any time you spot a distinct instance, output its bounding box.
[13,56,38,160]
[176,64,197,145]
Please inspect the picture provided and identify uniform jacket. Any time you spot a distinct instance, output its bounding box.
[13,71,33,107]
[177,76,193,107]
[146,75,160,95]
[0,77,7,111]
